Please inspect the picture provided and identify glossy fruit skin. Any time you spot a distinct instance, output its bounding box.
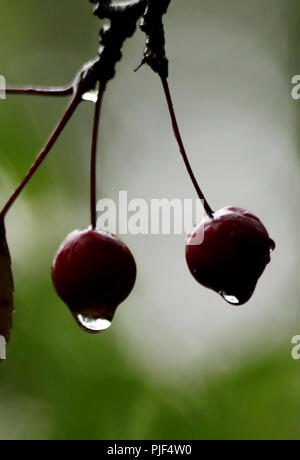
[52,229,136,326]
[186,207,275,305]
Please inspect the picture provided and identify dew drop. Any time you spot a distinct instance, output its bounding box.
[82,89,99,103]
[219,289,254,306]
[76,314,112,333]
[269,239,276,254]
[219,291,242,305]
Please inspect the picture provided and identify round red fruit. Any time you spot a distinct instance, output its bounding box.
[185,207,275,305]
[52,229,136,332]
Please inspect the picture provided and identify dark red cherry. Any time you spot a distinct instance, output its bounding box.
[186,207,275,305]
[52,229,136,333]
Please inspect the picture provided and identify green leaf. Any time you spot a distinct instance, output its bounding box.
[0,219,14,357]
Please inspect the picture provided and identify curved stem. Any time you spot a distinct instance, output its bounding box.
[160,76,214,217]
[5,85,74,97]
[0,92,82,220]
[90,87,105,230]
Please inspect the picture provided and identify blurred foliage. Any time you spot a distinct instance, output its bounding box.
[0,0,299,440]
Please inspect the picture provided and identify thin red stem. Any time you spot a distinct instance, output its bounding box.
[5,85,74,97]
[90,87,105,230]
[160,76,214,217]
[0,92,82,220]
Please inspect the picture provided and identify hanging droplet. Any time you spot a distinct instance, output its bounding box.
[75,313,112,333]
[269,239,276,254]
[82,89,99,103]
[219,288,255,306]
[220,291,240,305]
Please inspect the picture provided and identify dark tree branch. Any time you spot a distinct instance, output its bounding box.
[90,0,172,84]
[5,2,173,99]
[90,0,147,87]
[5,85,74,97]
[138,0,171,77]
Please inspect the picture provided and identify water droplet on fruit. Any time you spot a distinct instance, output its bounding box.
[75,314,112,333]
[269,239,276,253]
[219,289,255,306]
[82,89,98,103]
[220,291,240,305]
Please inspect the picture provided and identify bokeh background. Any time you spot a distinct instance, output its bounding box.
[0,0,299,440]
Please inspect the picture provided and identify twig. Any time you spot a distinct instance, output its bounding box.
[160,76,214,217]
[5,85,74,97]
[90,87,105,229]
[137,0,171,77]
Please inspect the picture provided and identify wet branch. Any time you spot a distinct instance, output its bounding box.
[5,85,74,97]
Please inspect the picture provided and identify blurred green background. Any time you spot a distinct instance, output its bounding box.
[0,0,299,440]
